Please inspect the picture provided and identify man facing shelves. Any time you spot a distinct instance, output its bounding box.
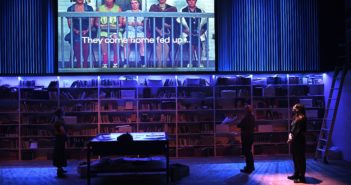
[221,105,256,174]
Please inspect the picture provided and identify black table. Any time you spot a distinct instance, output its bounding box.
[87,132,169,185]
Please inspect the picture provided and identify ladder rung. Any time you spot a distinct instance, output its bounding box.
[319,138,328,142]
[321,128,329,132]
[317,148,326,152]
[328,98,337,100]
[331,88,340,90]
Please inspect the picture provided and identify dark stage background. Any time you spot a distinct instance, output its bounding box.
[0,0,345,75]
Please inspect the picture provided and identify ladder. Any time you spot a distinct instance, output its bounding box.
[315,63,349,163]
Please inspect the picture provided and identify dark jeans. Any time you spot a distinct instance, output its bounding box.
[242,136,254,170]
[292,139,306,177]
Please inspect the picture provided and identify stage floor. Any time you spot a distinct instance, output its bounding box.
[1,156,351,185]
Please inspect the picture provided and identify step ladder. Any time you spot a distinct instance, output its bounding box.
[315,63,349,163]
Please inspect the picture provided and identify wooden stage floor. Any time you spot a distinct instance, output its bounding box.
[1,157,351,185]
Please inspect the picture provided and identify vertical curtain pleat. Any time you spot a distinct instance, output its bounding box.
[0,0,54,75]
[218,0,319,72]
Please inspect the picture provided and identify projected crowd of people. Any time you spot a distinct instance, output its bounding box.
[58,0,215,71]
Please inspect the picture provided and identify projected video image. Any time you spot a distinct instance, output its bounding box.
[57,0,215,73]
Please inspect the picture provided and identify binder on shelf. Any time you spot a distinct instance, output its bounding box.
[148,79,163,87]
[120,90,135,99]
[121,80,137,87]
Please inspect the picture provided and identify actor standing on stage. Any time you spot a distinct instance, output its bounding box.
[287,103,307,183]
[237,105,256,174]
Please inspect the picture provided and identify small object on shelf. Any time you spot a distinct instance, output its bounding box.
[124,101,134,110]
[221,90,236,98]
[29,141,38,149]
[221,116,238,125]
[120,90,135,99]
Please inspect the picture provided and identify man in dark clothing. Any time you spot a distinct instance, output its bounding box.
[237,105,255,173]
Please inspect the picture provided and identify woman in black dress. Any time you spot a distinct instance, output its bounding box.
[52,108,67,178]
[287,103,307,183]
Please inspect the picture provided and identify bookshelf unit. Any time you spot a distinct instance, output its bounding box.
[0,77,20,160]
[59,76,99,159]
[176,75,215,157]
[214,75,251,156]
[19,76,59,160]
[0,74,325,160]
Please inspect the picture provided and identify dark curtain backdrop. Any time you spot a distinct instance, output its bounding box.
[0,0,55,75]
[217,0,319,72]
[0,0,321,75]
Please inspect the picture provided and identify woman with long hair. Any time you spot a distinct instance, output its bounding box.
[52,108,67,178]
[287,103,307,183]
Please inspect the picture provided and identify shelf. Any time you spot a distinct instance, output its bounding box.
[21,136,53,138]
[0,74,325,159]
[178,121,214,124]
[215,97,251,99]
[0,136,19,138]
[67,135,95,138]
[178,109,214,112]
[178,145,214,148]
[254,142,288,145]
[216,144,241,147]
[0,124,19,126]
[101,110,136,113]
[289,95,324,97]
[0,112,19,114]
[215,132,240,135]
[255,131,288,134]
[178,133,214,136]
[139,110,175,112]
[177,97,214,100]
[21,148,53,150]
[0,148,19,151]
[255,108,288,110]
[256,119,289,122]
